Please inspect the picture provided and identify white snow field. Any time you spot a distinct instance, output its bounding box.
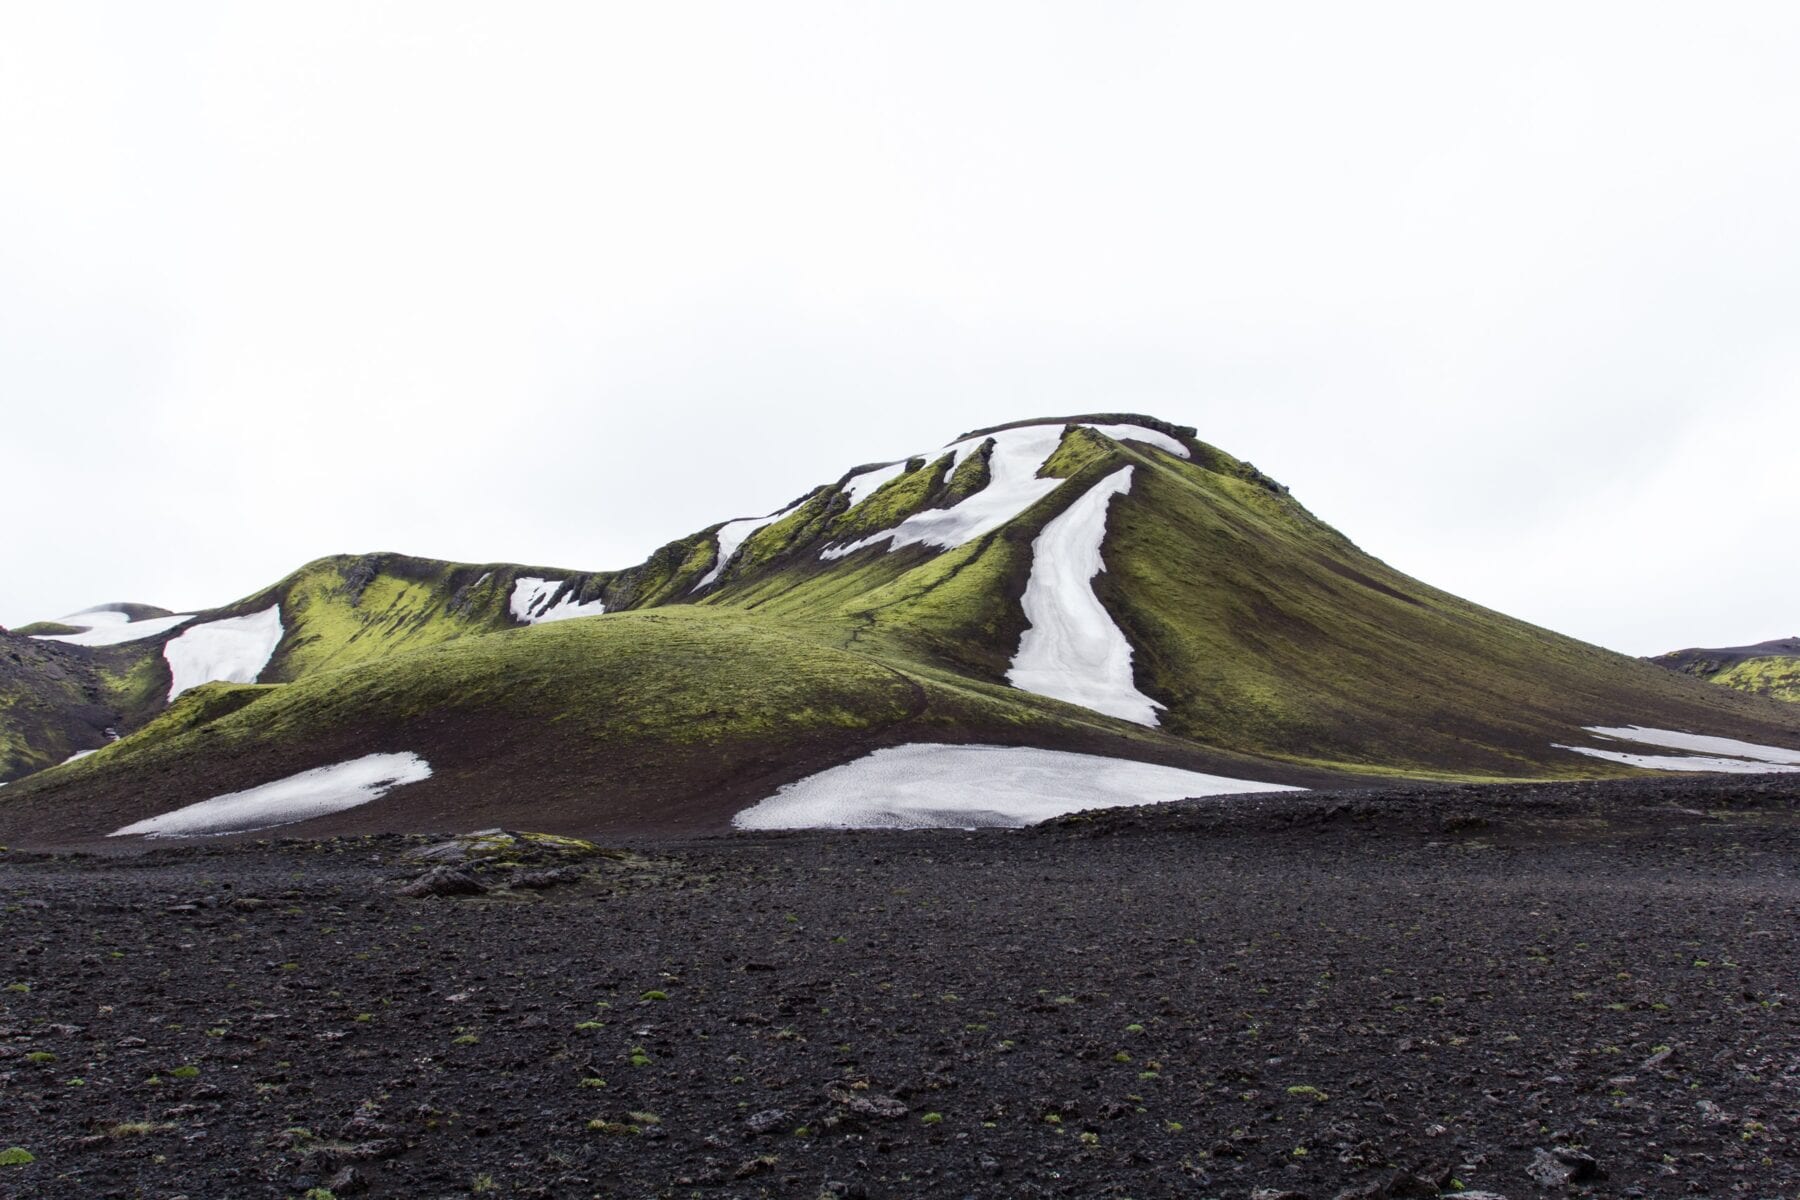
[32,607,195,647]
[1557,725,1800,773]
[1007,466,1163,726]
[110,751,434,838]
[692,497,810,591]
[163,605,284,700]
[821,422,1188,561]
[733,742,1298,830]
[510,577,606,624]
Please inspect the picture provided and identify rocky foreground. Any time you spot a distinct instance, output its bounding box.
[1,775,1796,1199]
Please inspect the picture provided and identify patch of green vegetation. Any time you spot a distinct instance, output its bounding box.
[725,489,836,578]
[13,622,80,637]
[602,534,714,610]
[24,1052,55,1065]
[826,455,952,541]
[1039,425,1117,478]
[106,1121,170,1137]
[267,555,526,681]
[940,438,994,506]
[0,1147,34,1166]
[1709,656,1800,703]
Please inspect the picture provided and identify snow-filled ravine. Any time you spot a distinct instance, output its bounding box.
[163,605,284,700]
[693,496,811,591]
[820,422,1189,561]
[110,752,434,838]
[510,577,606,624]
[1557,725,1800,774]
[32,607,195,647]
[1007,465,1162,726]
[732,743,1298,830]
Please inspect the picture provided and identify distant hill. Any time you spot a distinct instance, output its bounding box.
[1650,637,1800,703]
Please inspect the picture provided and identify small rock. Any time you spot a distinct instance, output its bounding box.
[329,1165,371,1195]
[743,1109,789,1135]
[1526,1146,1604,1187]
[825,1084,908,1119]
[1552,1147,1603,1182]
[509,867,583,891]
[398,867,488,899]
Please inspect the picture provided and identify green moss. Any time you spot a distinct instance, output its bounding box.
[12,622,80,637]
[724,489,836,577]
[825,455,951,541]
[1039,425,1115,478]
[1708,656,1800,702]
[269,558,506,680]
[604,536,714,610]
[941,439,994,504]
[0,1147,34,1166]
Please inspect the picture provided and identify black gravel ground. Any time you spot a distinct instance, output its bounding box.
[1,774,1797,1199]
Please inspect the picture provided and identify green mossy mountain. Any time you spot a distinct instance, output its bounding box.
[1651,638,1800,703]
[3,414,1795,842]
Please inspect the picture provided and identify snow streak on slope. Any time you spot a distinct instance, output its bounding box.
[510,578,606,624]
[110,751,433,837]
[163,606,284,700]
[1007,466,1162,725]
[1557,726,1800,773]
[33,608,195,647]
[733,743,1297,829]
[820,423,1189,561]
[1585,725,1800,765]
[840,461,909,508]
[693,497,809,591]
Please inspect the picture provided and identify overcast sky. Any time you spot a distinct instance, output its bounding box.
[3,3,1796,656]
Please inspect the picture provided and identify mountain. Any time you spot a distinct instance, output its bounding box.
[1650,637,1800,702]
[2,414,1796,846]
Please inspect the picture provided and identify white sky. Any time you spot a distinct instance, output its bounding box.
[2,2,1796,657]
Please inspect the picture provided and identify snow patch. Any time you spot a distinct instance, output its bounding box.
[33,607,195,647]
[510,577,606,625]
[1558,725,1800,774]
[109,752,433,838]
[733,742,1298,830]
[693,497,809,591]
[821,422,1189,561]
[163,606,284,700]
[841,461,911,508]
[1006,466,1162,725]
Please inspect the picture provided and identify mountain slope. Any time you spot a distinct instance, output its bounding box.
[3,414,1796,844]
[1651,638,1800,702]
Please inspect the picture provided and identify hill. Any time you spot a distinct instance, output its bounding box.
[2,415,1795,845]
[1650,637,1800,703]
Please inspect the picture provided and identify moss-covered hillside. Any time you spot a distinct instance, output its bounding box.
[3,414,1796,841]
[1651,639,1800,703]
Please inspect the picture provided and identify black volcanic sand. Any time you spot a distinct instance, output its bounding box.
[2,775,1797,1199]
